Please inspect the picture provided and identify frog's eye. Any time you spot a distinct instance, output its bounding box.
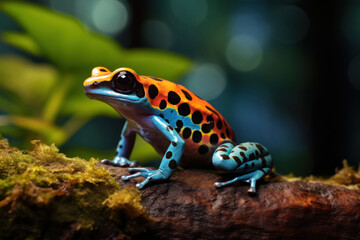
[112,71,137,93]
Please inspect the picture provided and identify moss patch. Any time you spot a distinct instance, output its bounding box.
[0,138,150,239]
[269,160,360,191]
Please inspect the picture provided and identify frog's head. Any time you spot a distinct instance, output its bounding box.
[84,67,147,116]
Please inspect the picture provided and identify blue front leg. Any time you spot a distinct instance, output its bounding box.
[102,121,138,167]
[122,116,185,189]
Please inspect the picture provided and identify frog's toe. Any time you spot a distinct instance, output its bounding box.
[129,161,138,167]
[247,187,256,194]
[101,159,114,165]
[123,169,167,189]
[122,168,154,182]
[119,162,128,167]
[102,157,137,167]
[121,173,142,181]
[121,175,130,181]
[101,158,127,167]
[128,167,151,173]
[214,182,224,188]
[118,159,137,167]
[136,177,151,189]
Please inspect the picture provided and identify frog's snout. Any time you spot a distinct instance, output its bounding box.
[83,83,93,97]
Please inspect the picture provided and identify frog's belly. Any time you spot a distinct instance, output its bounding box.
[139,130,169,156]
[138,130,216,169]
[180,141,216,169]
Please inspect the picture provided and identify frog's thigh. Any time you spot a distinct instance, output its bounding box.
[213,142,272,192]
[212,141,238,171]
[212,142,272,173]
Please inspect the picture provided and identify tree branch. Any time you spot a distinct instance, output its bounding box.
[104,165,360,240]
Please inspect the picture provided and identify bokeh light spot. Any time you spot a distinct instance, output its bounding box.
[230,12,270,46]
[183,63,227,101]
[91,0,128,35]
[226,35,263,72]
[142,20,173,49]
[272,5,309,44]
[348,55,360,90]
[74,0,97,26]
[170,0,208,26]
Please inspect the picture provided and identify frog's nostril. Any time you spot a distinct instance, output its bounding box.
[93,81,99,85]
[99,68,107,72]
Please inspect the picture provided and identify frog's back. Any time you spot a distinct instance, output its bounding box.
[138,75,236,169]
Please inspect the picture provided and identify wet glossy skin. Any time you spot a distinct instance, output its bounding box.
[84,67,272,193]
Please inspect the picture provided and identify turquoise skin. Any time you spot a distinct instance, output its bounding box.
[84,67,273,193]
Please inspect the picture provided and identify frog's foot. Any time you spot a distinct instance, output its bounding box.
[214,168,271,194]
[101,157,138,167]
[215,175,256,194]
[214,178,249,188]
[121,168,167,189]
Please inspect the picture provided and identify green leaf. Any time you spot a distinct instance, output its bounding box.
[124,49,192,81]
[1,1,191,79]
[2,32,41,56]
[0,55,57,109]
[62,95,119,118]
[9,116,67,145]
[1,1,124,72]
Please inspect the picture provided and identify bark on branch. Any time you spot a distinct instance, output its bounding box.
[104,165,360,240]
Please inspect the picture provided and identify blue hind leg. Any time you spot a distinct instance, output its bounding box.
[214,168,271,193]
[247,167,271,193]
[212,142,272,193]
[214,172,253,188]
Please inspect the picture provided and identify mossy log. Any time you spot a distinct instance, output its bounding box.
[104,164,360,240]
[1,139,359,239]
[0,139,149,240]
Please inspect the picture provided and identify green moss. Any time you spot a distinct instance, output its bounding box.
[103,187,150,234]
[269,160,360,191]
[0,138,150,239]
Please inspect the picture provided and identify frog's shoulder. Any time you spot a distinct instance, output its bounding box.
[138,75,236,142]
[139,75,213,114]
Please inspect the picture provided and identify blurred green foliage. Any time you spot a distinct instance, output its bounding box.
[0,1,191,160]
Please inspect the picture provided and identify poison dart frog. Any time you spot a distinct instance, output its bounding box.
[84,67,272,193]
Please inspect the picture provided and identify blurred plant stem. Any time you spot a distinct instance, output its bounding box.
[42,73,72,123]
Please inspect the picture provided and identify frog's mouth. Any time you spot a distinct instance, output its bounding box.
[84,82,142,103]
[84,81,109,98]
